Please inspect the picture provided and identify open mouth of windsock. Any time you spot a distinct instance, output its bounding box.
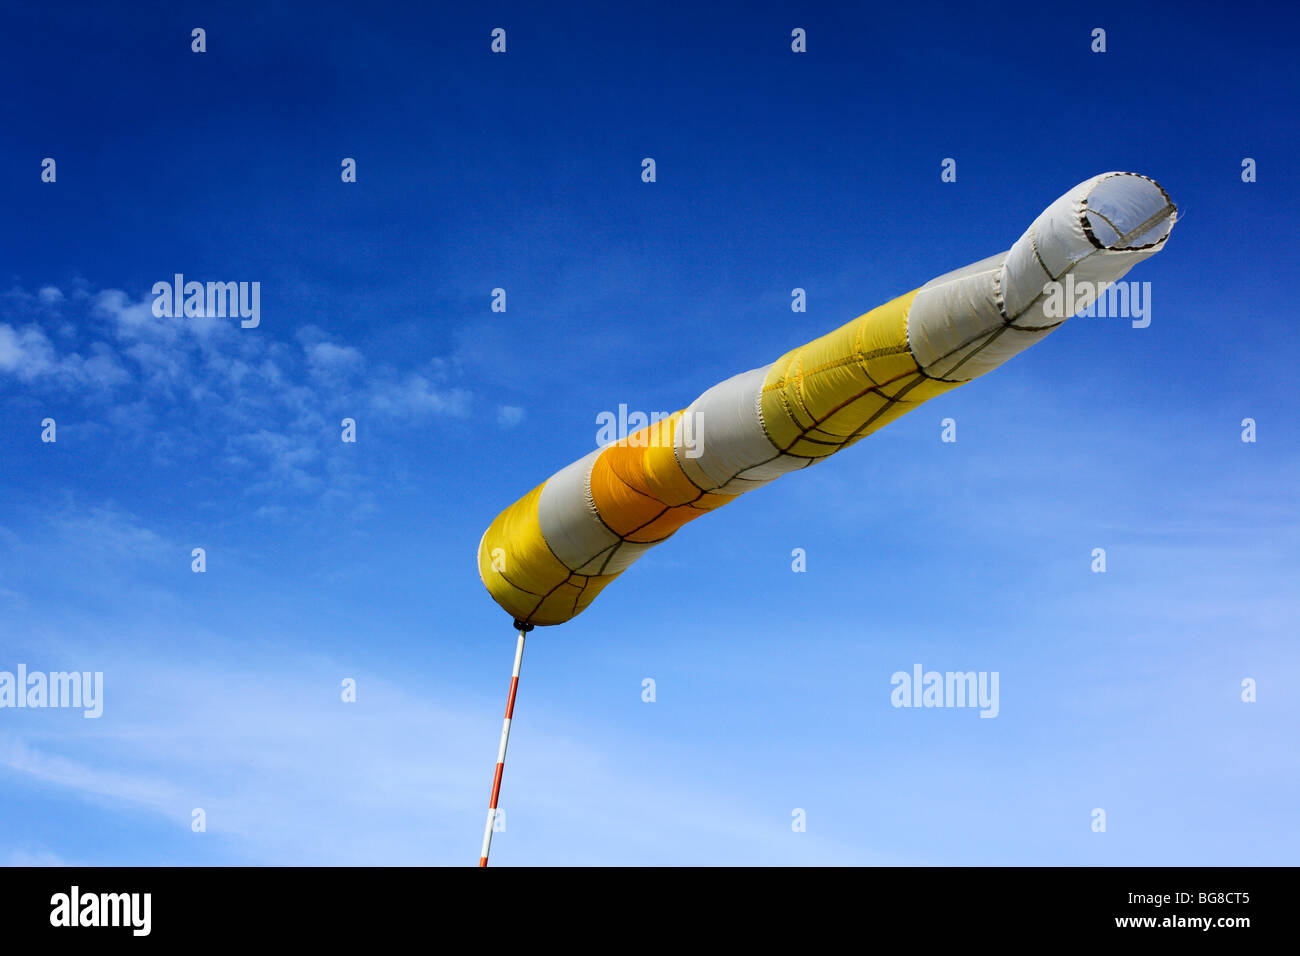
[1081,172,1177,251]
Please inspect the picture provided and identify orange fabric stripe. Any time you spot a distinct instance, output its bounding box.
[589,414,731,542]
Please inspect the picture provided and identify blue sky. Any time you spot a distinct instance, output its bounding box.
[1,0,1297,865]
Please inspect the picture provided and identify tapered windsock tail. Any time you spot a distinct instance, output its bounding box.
[478,172,1177,627]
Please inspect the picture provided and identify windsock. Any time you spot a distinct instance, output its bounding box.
[479,172,1176,626]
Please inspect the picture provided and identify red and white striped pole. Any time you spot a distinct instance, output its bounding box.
[479,621,531,866]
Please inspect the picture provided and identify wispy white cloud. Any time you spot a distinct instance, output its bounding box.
[0,494,870,866]
[1,283,475,503]
[50,504,171,563]
[0,649,863,865]
[0,323,54,379]
[0,736,187,816]
[369,372,470,418]
[3,847,74,867]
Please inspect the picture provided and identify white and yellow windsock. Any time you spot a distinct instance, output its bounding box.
[478,172,1177,626]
